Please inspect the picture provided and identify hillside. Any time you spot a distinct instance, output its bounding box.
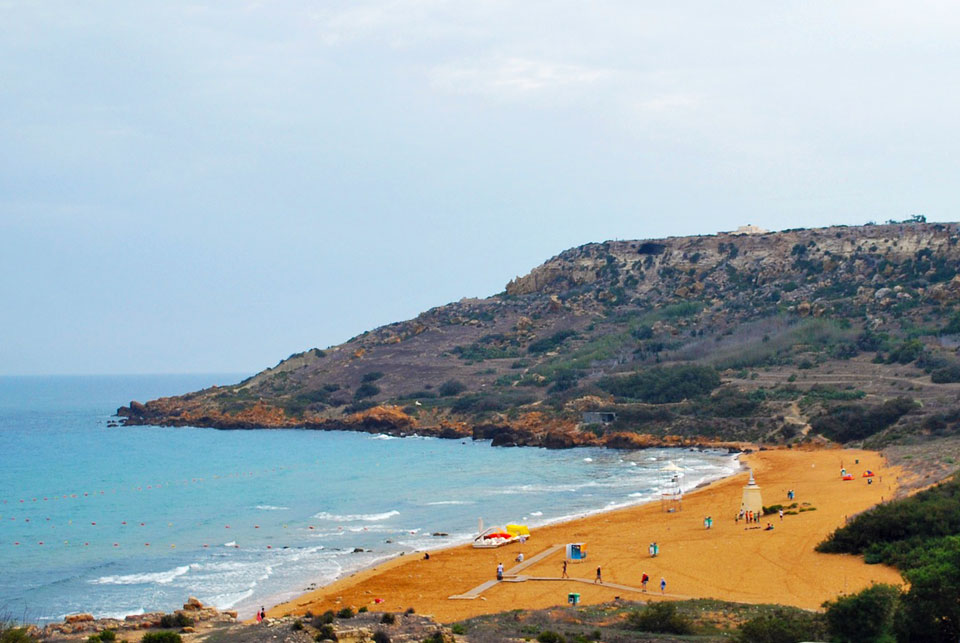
[118,220,960,452]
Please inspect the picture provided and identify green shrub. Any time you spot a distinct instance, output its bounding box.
[141,633,183,643]
[810,397,917,443]
[372,631,391,643]
[357,606,368,613]
[536,630,566,643]
[362,371,384,382]
[314,624,338,641]
[438,379,466,396]
[292,619,304,631]
[337,607,354,619]
[626,602,693,634]
[528,330,578,354]
[87,631,117,642]
[313,610,336,626]
[599,365,720,403]
[380,613,396,625]
[734,608,825,642]
[451,623,465,634]
[823,583,900,643]
[354,383,381,399]
[159,613,192,628]
[886,339,924,364]
[931,363,960,383]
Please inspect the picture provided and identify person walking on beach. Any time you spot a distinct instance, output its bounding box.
[256,609,262,624]
[259,607,266,623]
[562,559,569,578]
[595,566,602,584]
[779,508,784,521]
[660,577,666,594]
[497,562,504,581]
[641,572,649,592]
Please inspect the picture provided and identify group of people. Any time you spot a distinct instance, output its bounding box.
[736,508,763,523]
[639,573,667,594]
[254,606,266,623]
[647,541,659,557]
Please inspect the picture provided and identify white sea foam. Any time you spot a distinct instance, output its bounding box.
[255,505,289,511]
[91,565,190,585]
[224,541,237,547]
[529,511,543,516]
[424,500,474,506]
[314,510,400,522]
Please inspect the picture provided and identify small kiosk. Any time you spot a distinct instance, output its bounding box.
[565,543,588,562]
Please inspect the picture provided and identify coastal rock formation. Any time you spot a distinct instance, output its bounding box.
[118,221,960,450]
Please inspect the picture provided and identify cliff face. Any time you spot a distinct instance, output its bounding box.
[119,221,960,448]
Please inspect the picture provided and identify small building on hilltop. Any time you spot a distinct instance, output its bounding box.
[582,411,617,425]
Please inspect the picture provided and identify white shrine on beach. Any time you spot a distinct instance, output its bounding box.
[741,469,764,515]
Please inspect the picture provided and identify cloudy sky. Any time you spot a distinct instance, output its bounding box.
[2,1,958,375]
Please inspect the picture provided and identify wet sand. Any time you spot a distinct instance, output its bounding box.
[270,448,903,623]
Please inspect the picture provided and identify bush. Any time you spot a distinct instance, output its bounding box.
[451,623,465,634]
[931,363,960,383]
[362,371,384,382]
[336,607,354,619]
[372,631,391,643]
[626,602,693,634]
[313,610,336,626]
[823,583,900,643]
[354,383,381,399]
[314,624,338,641]
[528,329,578,354]
[599,365,721,403]
[357,606,367,613]
[536,631,566,643]
[438,379,467,396]
[380,613,396,625]
[159,613,192,628]
[734,608,825,642]
[810,397,917,443]
[87,632,117,642]
[142,633,183,643]
[292,619,304,631]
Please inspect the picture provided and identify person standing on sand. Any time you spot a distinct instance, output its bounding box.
[256,609,262,624]
[641,572,649,591]
[660,577,666,594]
[562,559,569,578]
[260,607,266,623]
[497,562,504,581]
[779,508,784,521]
[595,566,602,584]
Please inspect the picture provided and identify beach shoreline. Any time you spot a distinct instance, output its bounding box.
[245,446,742,620]
[269,446,904,623]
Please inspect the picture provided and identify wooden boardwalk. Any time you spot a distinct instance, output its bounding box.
[449,543,689,600]
[448,544,564,600]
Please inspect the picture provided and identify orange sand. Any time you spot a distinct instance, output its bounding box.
[271,448,903,622]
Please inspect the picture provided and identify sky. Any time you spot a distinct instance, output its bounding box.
[2,1,959,375]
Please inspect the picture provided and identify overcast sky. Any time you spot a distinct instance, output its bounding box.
[2,1,958,375]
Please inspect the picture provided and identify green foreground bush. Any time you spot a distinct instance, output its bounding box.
[626,602,693,635]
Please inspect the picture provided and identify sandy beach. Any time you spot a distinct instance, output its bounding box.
[270,448,903,623]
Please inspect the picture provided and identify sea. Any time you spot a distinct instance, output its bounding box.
[0,375,740,624]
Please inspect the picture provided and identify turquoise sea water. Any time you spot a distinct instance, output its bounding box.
[0,375,739,623]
